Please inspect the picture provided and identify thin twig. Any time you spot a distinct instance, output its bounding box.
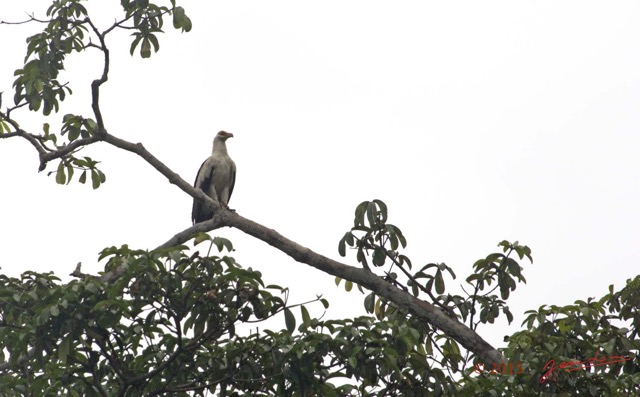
[0,111,47,156]
[6,102,29,118]
[0,13,51,25]
[38,135,101,171]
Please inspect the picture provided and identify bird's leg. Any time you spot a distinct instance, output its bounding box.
[221,202,236,212]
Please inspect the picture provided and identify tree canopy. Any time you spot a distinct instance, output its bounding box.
[0,1,638,396]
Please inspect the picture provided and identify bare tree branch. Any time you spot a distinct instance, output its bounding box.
[0,13,51,25]
[6,102,29,118]
[37,135,101,171]
[102,132,214,208]
[0,112,47,156]
[86,18,109,133]
[228,211,505,366]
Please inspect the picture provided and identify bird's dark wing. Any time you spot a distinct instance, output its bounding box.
[192,158,215,224]
[228,161,236,204]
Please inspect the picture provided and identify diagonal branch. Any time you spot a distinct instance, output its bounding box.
[101,132,214,208]
[224,211,505,366]
[156,210,506,367]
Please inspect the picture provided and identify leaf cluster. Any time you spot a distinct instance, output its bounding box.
[459,276,640,396]
[453,240,533,329]
[0,239,291,396]
[126,1,192,58]
[1,0,193,186]
[337,201,532,365]
[280,316,458,397]
[42,116,106,187]
[0,235,460,396]
[11,0,87,115]
[10,0,191,115]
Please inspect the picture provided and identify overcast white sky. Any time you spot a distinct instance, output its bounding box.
[1,1,639,349]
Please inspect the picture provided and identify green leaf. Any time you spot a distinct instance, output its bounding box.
[33,79,43,93]
[49,305,60,316]
[372,199,388,223]
[354,201,369,226]
[91,170,100,189]
[148,34,160,52]
[85,118,97,133]
[356,248,367,268]
[373,247,386,266]
[194,314,205,336]
[173,6,192,32]
[374,299,384,320]
[366,201,376,227]
[387,224,406,248]
[65,163,74,184]
[500,280,510,300]
[300,306,311,328]
[435,270,445,294]
[181,15,192,32]
[364,293,375,313]
[58,335,71,364]
[338,235,346,257]
[130,35,143,56]
[345,232,354,246]
[388,232,398,250]
[55,161,66,184]
[173,6,185,27]
[193,232,211,245]
[79,170,87,184]
[284,308,295,334]
[68,126,80,141]
[344,280,353,292]
[141,38,151,58]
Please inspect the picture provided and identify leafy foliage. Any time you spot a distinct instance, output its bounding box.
[458,276,640,396]
[0,240,291,395]
[1,201,637,395]
[2,0,192,185]
[338,200,529,331]
[0,238,462,396]
[11,0,86,115]
[335,200,639,395]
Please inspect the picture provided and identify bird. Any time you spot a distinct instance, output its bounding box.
[192,131,236,224]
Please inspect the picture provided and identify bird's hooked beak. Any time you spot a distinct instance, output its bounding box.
[217,131,234,139]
